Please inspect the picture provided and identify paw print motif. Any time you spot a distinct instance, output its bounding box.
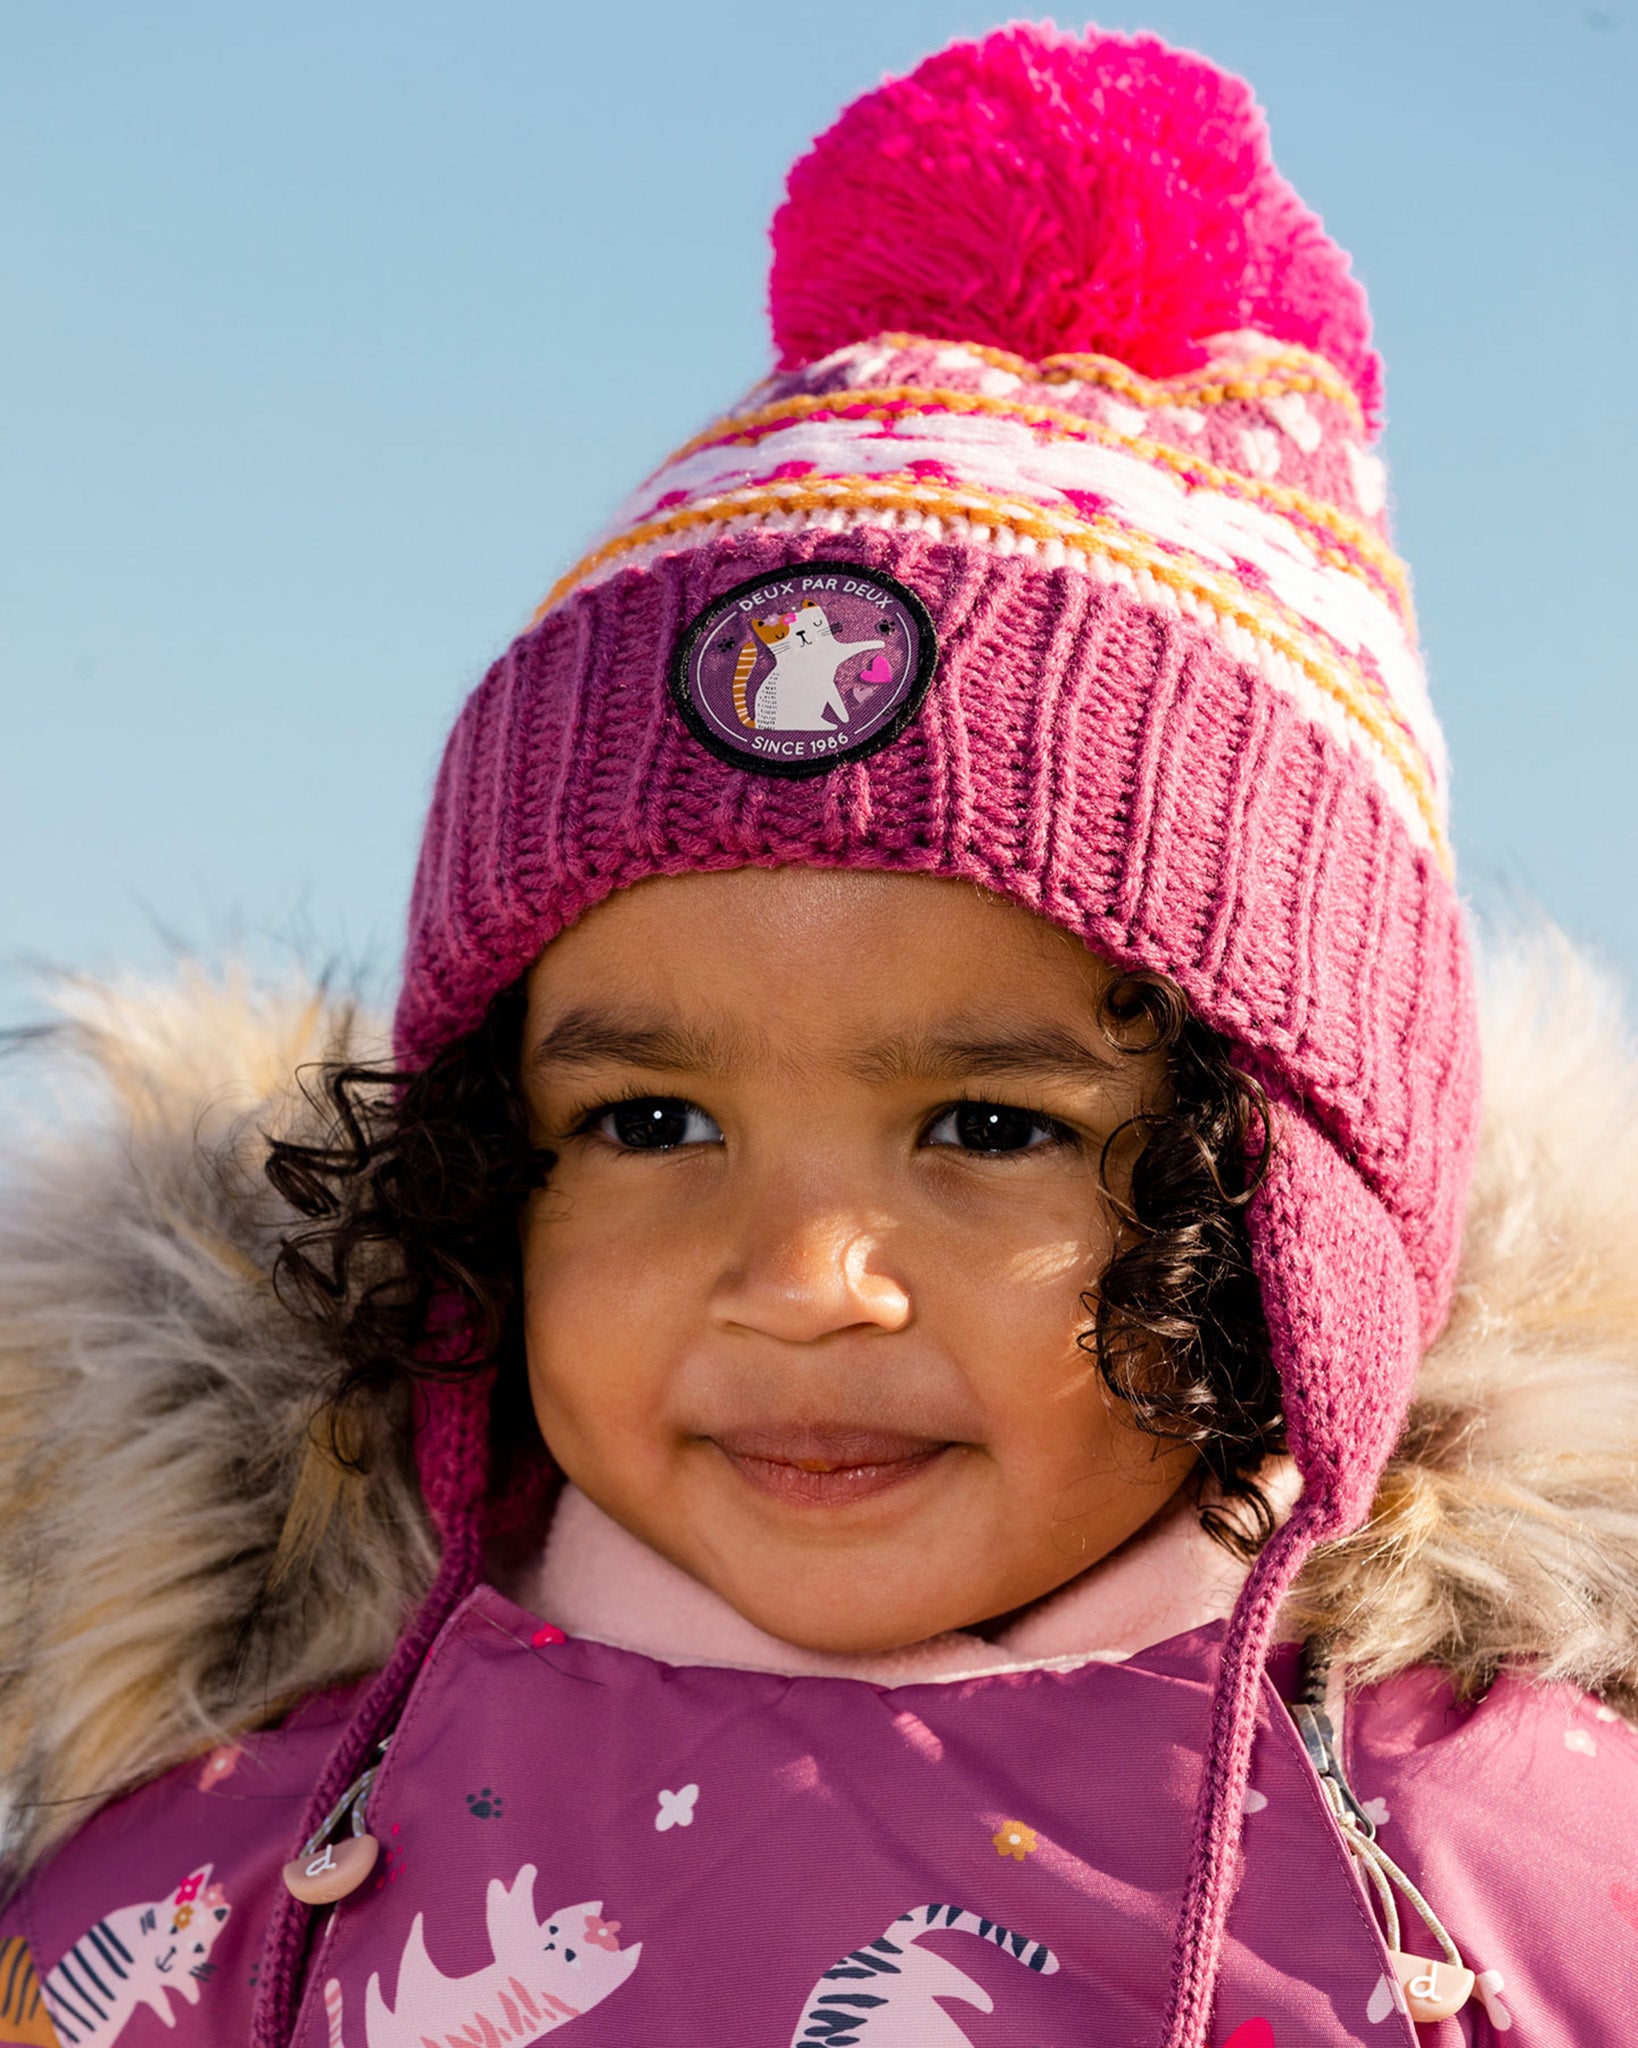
[655,1784,699,1832]
[465,1787,504,1819]
[1360,1796,1391,1829]
[1565,1727,1598,1757]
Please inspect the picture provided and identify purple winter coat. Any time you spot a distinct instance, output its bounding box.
[2,1585,1634,2048]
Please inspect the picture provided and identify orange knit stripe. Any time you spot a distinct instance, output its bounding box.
[532,478,1444,859]
[664,383,1410,619]
[868,331,1368,429]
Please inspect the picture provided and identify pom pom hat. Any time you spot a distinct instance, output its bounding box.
[253,25,1479,2047]
[770,28,1384,422]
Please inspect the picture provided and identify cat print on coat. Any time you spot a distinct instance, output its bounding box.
[33,1866,230,2046]
[0,1935,59,2047]
[730,600,883,731]
[788,1903,1060,2046]
[348,1864,640,2046]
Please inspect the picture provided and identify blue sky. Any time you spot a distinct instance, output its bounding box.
[3,0,1635,1028]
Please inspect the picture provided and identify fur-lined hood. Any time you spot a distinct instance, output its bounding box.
[3,932,1637,1885]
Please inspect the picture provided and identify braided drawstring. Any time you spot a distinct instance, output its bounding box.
[1159,1503,1324,2048]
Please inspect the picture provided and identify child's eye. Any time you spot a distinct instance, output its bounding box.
[584,1096,723,1151]
[921,1102,1073,1153]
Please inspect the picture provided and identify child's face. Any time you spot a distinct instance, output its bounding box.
[517,867,1193,1654]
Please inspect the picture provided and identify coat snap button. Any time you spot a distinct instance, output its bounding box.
[282,1833,380,1903]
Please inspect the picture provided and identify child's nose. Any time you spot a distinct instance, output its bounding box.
[708,1205,911,1343]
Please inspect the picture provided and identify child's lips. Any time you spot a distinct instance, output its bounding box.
[710,1427,953,1507]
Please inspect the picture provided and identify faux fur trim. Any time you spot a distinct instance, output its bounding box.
[0,971,438,1883]
[1,928,1634,1882]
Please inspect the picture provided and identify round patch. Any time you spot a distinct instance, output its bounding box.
[670,565,937,778]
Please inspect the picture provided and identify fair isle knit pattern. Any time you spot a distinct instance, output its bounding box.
[547,330,1443,861]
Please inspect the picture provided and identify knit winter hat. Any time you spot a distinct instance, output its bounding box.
[258,26,1480,2048]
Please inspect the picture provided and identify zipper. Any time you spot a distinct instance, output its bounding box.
[1292,1641,1512,2032]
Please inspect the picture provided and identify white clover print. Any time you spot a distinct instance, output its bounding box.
[655,1783,699,1832]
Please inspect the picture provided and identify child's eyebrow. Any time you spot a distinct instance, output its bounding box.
[526,1007,749,1076]
[526,1011,1124,1087]
[849,1026,1122,1085]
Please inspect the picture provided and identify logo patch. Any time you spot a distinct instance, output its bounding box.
[671,564,937,777]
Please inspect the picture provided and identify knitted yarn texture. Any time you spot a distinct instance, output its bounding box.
[256,25,1482,2048]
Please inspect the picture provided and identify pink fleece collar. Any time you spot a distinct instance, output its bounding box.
[516,1464,1302,1684]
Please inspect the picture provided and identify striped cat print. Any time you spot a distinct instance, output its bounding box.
[35,1867,230,2046]
[789,1902,1060,2046]
[0,1935,59,2047]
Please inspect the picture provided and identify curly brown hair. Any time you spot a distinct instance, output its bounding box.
[266,968,1285,1562]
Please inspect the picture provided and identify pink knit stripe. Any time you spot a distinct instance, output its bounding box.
[397,529,1476,1338]
[779,335,1374,489]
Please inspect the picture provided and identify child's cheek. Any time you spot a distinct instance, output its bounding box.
[517,1179,711,1469]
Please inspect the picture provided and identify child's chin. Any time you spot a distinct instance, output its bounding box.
[721,1570,992,1657]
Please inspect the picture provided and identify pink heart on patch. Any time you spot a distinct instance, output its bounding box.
[1612,1879,1638,1931]
[1219,2022,1275,2048]
[859,654,892,684]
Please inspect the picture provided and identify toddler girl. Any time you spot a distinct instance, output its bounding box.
[4,24,1637,2048]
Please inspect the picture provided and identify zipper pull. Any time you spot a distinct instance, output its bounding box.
[1292,1699,1380,1839]
[282,1739,388,1905]
[282,1834,378,1905]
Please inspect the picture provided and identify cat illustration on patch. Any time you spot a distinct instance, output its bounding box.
[788,1903,1059,2046]
[33,1865,231,2045]
[731,599,884,731]
[338,1864,640,2047]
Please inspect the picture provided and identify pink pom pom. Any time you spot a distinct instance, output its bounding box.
[770,25,1381,426]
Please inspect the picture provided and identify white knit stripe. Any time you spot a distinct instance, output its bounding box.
[603,409,1445,810]
[546,499,1441,860]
